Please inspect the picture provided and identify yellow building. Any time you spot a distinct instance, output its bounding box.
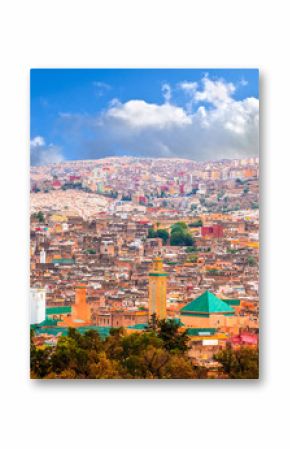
[50,214,67,223]
[148,257,168,320]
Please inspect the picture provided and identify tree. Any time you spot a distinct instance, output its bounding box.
[251,202,259,209]
[171,222,187,233]
[30,345,52,378]
[186,246,197,253]
[148,227,156,238]
[170,231,194,246]
[161,354,198,379]
[30,325,208,379]
[183,233,194,246]
[170,231,184,246]
[156,229,169,244]
[85,249,96,255]
[148,227,169,245]
[170,222,194,247]
[88,352,122,379]
[214,347,259,379]
[189,219,203,228]
[187,255,198,263]
[35,211,45,223]
[148,312,158,331]
[248,256,256,266]
[156,319,189,353]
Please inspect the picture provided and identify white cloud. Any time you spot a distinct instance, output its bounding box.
[179,81,198,93]
[161,83,172,103]
[105,99,191,129]
[194,76,236,106]
[240,78,248,87]
[179,81,198,112]
[30,136,45,148]
[30,136,64,166]
[180,76,236,108]
[57,75,259,161]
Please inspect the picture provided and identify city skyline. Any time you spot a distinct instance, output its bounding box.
[30,155,259,379]
[30,69,259,379]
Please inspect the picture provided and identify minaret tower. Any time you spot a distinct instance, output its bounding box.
[59,284,91,327]
[148,257,168,320]
[72,284,91,323]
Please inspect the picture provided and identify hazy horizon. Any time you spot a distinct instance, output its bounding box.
[30,153,259,169]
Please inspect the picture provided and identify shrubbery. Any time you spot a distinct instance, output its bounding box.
[30,321,205,379]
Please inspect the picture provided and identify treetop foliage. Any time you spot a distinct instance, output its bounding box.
[31,322,259,380]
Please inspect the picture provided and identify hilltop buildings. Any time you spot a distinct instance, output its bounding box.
[30,156,259,367]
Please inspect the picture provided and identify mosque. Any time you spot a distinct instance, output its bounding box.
[148,257,242,333]
[31,257,243,341]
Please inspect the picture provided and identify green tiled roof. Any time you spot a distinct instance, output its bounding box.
[186,328,217,336]
[46,306,72,315]
[127,323,148,330]
[31,318,59,328]
[180,291,235,316]
[222,299,241,306]
[52,258,75,265]
[32,326,111,339]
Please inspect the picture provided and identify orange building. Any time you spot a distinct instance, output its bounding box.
[59,285,91,327]
[148,257,168,320]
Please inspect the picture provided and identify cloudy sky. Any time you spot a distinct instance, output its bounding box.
[30,69,259,166]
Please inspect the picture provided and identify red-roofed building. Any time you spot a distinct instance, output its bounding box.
[52,180,61,189]
[201,224,223,239]
[230,332,258,347]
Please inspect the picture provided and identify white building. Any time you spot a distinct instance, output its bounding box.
[30,288,46,324]
[40,249,46,264]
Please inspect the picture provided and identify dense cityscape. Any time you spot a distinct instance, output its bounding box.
[30,156,259,379]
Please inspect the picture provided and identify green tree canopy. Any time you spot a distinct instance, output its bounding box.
[30,324,206,379]
[34,211,45,223]
[214,347,259,379]
[85,249,96,254]
[156,228,169,244]
[156,319,189,353]
[171,222,187,233]
[247,256,256,266]
[147,227,169,244]
[170,231,194,246]
[188,219,203,228]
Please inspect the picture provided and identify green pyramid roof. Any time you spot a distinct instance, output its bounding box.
[180,291,235,316]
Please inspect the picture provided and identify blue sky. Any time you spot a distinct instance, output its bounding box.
[30,69,259,165]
